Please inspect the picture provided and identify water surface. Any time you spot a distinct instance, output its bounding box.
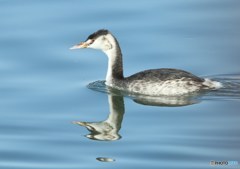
[0,0,240,169]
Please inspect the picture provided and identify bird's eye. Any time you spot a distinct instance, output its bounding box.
[89,39,94,44]
[86,39,94,45]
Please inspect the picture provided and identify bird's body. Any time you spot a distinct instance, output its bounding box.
[70,29,222,96]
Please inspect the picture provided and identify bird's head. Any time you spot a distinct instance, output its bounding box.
[70,29,114,52]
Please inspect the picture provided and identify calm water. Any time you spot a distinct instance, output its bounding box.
[0,0,240,169]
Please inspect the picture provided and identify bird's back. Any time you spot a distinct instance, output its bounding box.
[115,68,207,96]
[125,68,204,82]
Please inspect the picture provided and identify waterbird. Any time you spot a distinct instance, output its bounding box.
[70,29,222,96]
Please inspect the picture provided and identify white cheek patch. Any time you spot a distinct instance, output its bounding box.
[89,39,102,49]
[87,34,115,51]
[104,40,112,50]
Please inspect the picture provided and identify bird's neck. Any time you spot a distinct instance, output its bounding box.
[106,95,124,131]
[103,37,124,86]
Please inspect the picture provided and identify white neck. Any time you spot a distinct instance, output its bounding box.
[102,34,123,86]
[104,49,118,86]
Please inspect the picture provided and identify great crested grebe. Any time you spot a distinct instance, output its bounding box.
[70,29,222,96]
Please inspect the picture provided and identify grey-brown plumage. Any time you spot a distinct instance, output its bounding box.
[125,68,204,82]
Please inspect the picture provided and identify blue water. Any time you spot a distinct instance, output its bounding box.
[0,0,240,169]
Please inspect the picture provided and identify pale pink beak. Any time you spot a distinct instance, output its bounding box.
[69,42,88,50]
[70,39,94,50]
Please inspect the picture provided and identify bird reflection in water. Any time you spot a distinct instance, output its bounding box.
[74,82,202,141]
[74,95,124,141]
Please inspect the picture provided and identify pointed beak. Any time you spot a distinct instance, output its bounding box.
[72,121,87,126]
[69,42,88,50]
